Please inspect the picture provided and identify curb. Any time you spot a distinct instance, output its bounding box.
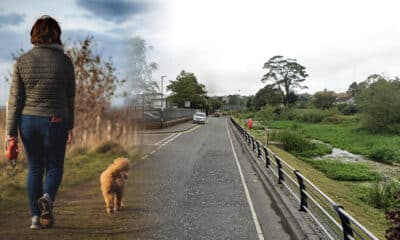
[139,123,198,135]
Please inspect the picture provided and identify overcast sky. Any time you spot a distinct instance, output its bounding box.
[1,0,400,105]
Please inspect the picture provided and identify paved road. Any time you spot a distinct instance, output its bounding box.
[130,117,298,239]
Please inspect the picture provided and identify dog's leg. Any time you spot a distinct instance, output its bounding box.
[102,190,114,214]
[115,187,124,211]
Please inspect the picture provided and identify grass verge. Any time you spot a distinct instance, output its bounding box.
[0,142,140,213]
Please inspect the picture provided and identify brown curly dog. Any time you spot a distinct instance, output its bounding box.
[100,157,130,214]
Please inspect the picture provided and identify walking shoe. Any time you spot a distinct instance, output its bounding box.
[30,216,41,230]
[38,193,54,228]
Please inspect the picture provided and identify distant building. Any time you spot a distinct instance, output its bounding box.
[336,93,354,104]
[125,93,169,110]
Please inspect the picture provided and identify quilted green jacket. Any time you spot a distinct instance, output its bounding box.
[6,44,76,136]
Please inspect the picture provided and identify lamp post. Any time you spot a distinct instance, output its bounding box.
[160,75,166,128]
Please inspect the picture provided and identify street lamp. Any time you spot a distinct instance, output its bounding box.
[160,75,167,128]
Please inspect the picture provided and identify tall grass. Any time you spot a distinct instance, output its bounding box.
[305,159,379,181]
[274,130,332,158]
[362,179,400,210]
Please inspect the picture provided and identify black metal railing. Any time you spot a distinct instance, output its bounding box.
[230,117,379,240]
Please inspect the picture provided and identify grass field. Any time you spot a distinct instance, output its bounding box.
[265,118,400,163]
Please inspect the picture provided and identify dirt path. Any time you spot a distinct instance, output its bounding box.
[0,158,160,240]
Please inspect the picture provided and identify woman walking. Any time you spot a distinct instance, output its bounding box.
[5,15,75,229]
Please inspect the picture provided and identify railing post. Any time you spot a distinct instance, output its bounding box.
[294,170,308,212]
[334,205,354,240]
[256,141,261,158]
[274,154,284,184]
[263,146,270,168]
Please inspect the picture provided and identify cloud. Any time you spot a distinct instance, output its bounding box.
[0,11,25,28]
[76,0,151,23]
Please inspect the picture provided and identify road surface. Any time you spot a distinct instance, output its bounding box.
[134,117,298,239]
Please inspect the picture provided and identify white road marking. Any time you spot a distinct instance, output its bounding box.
[163,132,182,145]
[154,133,178,146]
[185,124,201,133]
[225,119,265,240]
[143,124,202,160]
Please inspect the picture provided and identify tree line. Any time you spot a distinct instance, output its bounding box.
[245,55,400,134]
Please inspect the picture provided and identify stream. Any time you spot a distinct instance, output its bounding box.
[311,139,368,163]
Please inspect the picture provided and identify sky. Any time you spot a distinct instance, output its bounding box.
[1,0,400,105]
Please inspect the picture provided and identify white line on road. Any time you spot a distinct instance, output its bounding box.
[225,119,265,240]
[154,133,178,146]
[144,124,201,159]
[162,132,182,146]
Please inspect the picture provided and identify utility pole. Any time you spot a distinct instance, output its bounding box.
[160,75,166,128]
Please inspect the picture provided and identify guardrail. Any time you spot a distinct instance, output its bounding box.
[230,117,380,240]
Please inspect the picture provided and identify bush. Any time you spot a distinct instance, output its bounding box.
[294,108,342,123]
[322,115,345,124]
[276,130,331,157]
[254,106,274,122]
[363,179,400,210]
[277,130,312,153]
[313,90,337,109]
[236,111,255,119]
[358,78,400,133]
[337,103,358,115]
[276,107,298,120]
[370,147,397,164]
[296,109,325,123]
[307,159,379,181]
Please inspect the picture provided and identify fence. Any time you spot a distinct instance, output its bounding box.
[133,108,196,128]
[230,117,379,240]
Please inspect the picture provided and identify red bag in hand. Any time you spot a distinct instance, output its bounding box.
[5,138,18,167]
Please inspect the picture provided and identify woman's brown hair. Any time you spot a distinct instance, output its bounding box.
[30,15,62,45]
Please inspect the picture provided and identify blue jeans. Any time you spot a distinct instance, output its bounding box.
[20,115,68,217]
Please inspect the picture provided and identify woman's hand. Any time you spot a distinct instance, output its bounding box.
[67,130,73,144]
[5,136,18,150]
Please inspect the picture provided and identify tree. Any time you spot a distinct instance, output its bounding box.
[66,37,124,137]
[357,76,400,133]
[228,94,241,106]
[208,97,223,113]
[313,89,337,109]
[167,70,207,108]
[262,55,308,106]
[246,96,254,110]
[286,91,298,105]
[126,36,158,95]
[347,82,358,96]
[252,84,283,110]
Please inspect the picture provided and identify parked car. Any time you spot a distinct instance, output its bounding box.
[193,112,206,124]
